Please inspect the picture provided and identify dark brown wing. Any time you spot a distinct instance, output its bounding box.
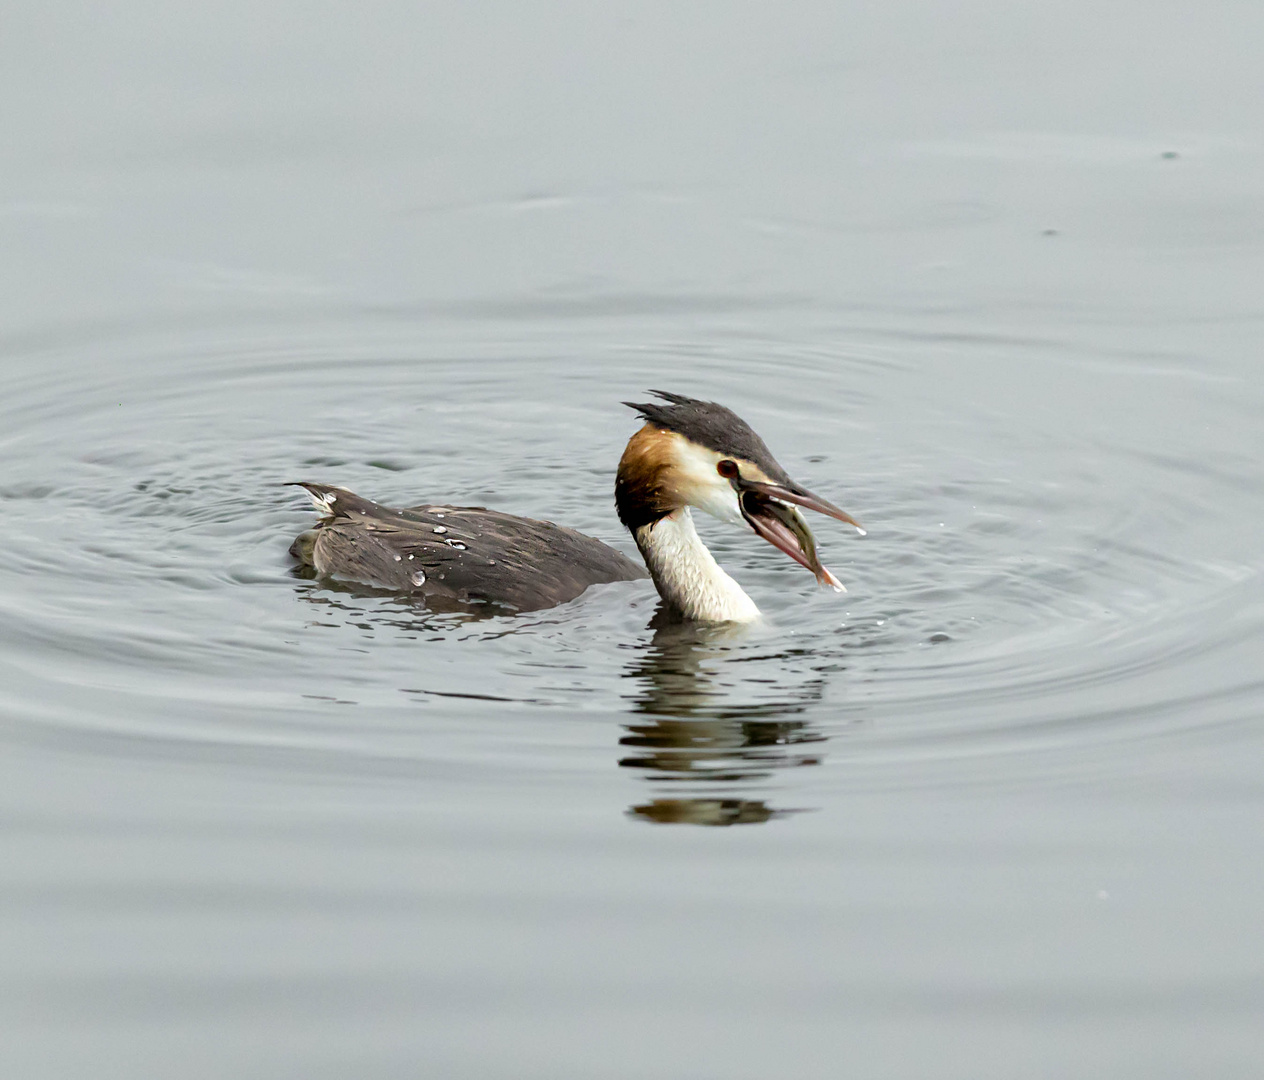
[289,484,647,613]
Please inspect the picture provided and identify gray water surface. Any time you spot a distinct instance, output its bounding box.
[3,3,1264,1078]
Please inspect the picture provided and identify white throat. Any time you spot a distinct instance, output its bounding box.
[635,508,760,623]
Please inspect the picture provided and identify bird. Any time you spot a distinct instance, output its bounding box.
[289,391,863,622]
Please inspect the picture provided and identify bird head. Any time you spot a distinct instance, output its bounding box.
[616,391,863,589]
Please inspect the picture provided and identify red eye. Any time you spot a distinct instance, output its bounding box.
[717,459,739,479]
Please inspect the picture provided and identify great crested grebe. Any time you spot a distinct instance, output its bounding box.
[290,391,863,622]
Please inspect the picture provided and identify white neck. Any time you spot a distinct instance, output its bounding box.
[634,508,760,623]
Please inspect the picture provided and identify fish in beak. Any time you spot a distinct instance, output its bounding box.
[737,478,864,592]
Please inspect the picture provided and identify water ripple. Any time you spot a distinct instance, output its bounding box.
[0,312,1261,814]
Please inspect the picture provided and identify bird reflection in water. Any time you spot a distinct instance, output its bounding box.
[621,616,830,826]
[291,574,837,827]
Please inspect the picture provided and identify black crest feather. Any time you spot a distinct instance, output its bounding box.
[622,390,791,483]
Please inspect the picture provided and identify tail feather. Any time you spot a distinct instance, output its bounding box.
[286,482,384,518]
[287,481,343,510]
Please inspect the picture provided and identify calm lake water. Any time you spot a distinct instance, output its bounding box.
[3,3,1264,1077]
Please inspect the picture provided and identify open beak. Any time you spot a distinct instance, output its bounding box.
[737,479,863,592]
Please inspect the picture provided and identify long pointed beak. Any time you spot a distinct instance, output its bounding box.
[737,478,863,593]
[738,479,865,535]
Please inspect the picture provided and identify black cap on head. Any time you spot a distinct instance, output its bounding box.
[623,390,793,484]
